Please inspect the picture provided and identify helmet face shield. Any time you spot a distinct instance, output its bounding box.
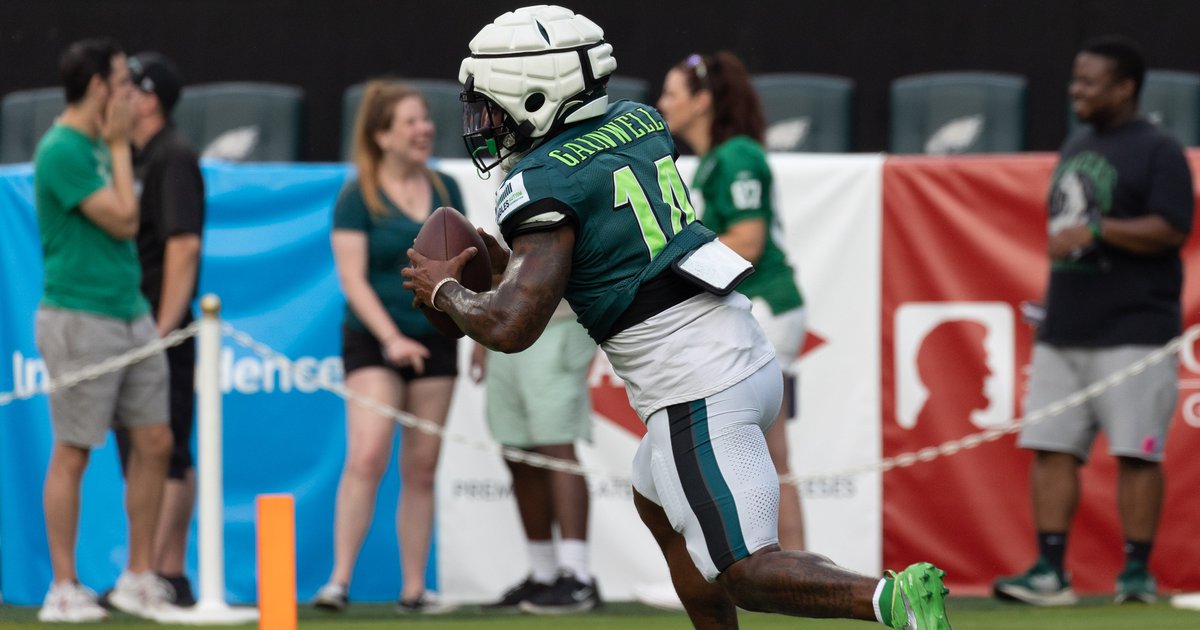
[461,84,512,173]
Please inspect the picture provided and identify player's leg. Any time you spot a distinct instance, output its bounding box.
[396,369,456,604]
[1115,455,1162,598]
[44,442,92,583]
[764,412,804,550]
[36,307,121,585]
[328,367,402,588]
[111,318,176,619]
[518,319,600,613]
[1116,458,1163,540]
[633,490,737,629]
[540,443,588,544]
[995,343,1091,605]
[117,315,173,577]
[481,345,558,610]
[1030,451,1082,539]
[694,364,878,620]
[154,337,197,604]
[509,458,555,554]
[1098,346,1175,603]
[639,361,949,627]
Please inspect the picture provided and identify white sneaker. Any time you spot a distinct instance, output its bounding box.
[632,581,686,611]
[313,582,349,611]
[396,591,459,614]
[108,571,177,620]
[38,581,109,622]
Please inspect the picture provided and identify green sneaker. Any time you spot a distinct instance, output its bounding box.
[993,557,1077,606]
[1114,561,1157,604]
[886,562,952,630]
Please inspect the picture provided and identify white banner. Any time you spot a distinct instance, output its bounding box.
[771,154,883,575]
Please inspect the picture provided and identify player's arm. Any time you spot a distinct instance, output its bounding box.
[719,218,766,264]
[154,154,205,336]
[332,229,405,344]
[156,234,201,336]
[1093,215,1188,254]
[78,144,139,239]
[80,89,139,239]
[711,168,769,264]
[405,226,573,353]
[1050,213,1189,259]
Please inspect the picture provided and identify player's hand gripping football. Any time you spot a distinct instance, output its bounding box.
[403,246,478,311]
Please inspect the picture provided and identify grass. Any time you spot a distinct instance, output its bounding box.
[2,597,1197,628]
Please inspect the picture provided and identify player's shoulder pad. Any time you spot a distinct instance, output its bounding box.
[495,166,553,225]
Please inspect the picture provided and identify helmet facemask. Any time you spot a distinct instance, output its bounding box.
[460,76,535,173]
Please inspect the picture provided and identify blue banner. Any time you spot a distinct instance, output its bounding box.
[0,162,440,605]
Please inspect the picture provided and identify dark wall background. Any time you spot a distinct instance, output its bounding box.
[3,0,1195,161]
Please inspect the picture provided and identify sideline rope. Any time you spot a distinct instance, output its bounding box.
[0,321,201,407]
[4,320,1196,484]
[220,324,604,478]
[223,323,1200,484]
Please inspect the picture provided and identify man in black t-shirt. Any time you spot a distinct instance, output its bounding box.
[113,51,205,607]
[994,37,1193,607]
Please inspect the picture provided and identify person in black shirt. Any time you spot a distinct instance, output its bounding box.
[114,51,205,607]
[994,36,1193,607]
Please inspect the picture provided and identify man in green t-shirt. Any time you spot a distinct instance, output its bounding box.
[33,37,175,623]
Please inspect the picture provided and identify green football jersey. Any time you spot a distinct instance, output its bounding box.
[694,135,803,314]
[35,123,149,320]
[496,101,714,342]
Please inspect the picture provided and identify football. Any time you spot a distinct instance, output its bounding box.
[411,207,492,338]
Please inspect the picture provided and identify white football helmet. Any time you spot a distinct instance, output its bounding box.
[459,5,617,171]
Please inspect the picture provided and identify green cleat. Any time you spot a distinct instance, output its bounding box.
[1114,561,1157,604]
[887,562,952,630]
[993,557,1077,606]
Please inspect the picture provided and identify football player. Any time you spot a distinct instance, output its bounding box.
[403,6,951,629]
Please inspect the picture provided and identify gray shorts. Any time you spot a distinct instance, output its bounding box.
[1018,343,1177,462]
[485,317,596,448]
[35,307,169,448]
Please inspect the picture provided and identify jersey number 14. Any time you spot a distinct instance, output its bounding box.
[612,156,697,259]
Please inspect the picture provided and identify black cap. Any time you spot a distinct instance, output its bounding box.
[129,51,182,115]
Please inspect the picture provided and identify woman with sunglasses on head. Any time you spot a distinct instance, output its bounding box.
[657,51,808,552]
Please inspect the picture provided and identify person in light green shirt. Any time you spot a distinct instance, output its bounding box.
[33,37,174,624]
[658,51,808,552]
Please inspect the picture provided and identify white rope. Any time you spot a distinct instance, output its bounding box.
[0,321,201,407]
[219,324,603,478]
[782,325,1200,484]
[223,322,1199,484]
[4,319,1193,485]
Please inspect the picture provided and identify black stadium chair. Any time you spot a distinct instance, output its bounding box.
[752,73,855,152]
[890,72,1027,154]
[173,82,305,162]
[606,75,651,105]
[1,87,65,164]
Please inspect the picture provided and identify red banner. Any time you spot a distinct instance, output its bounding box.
[881,151,1200,596]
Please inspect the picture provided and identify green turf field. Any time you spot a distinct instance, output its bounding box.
[2,598,1198,629]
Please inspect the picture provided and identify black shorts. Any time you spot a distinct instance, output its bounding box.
[116,328,196,480]
[341,324,459,381]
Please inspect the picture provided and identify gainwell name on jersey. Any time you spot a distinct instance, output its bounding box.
[546,106,666,167]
